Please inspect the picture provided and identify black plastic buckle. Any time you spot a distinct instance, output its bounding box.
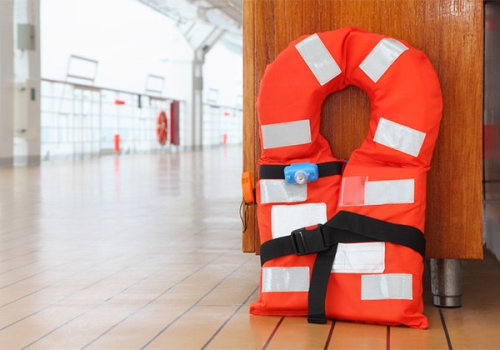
[290,224,327,256]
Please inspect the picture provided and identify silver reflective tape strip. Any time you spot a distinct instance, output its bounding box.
[359,38,408,83]
[262,267,310,292]
[364,179,414,205]
[261,120,311,149]
[332,242,385,273]
[295,34,342,86]
[361,273,413,300]
[271,203,327,239]
[260,180,307,204]
[373,118,426,157]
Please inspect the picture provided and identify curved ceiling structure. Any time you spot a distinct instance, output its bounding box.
[137,0,242,54]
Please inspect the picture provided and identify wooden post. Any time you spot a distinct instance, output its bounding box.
[242,0,483,259]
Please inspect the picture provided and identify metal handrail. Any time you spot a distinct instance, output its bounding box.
[203,102,242,110]
[41,78,174,101]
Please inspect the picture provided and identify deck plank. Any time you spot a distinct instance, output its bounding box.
[440,255,500,350]
[204,289,280,350]
[327,321,386,350]
[265,317,333,350]
[391,306,449,350]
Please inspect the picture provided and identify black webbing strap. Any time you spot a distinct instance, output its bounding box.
[259,211,426,324]
[259,161,344,179]
[260,211,425,265]
[308,244,338,324]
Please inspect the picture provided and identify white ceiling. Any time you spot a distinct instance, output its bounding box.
[137,0,242,53]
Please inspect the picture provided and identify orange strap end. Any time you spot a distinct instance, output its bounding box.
[241,172,255,204]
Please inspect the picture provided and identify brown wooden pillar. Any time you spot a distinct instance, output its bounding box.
[242,0,483,259]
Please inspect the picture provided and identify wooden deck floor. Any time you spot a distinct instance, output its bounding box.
[0,146,499,349]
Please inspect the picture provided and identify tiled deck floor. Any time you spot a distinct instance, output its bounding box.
[0,146,498,349]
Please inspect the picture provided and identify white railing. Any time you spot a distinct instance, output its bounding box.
[40,78,243,160]
[40,78,186,160]
[202,103,243,146]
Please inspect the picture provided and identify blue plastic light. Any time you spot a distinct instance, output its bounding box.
[284,162,319,184]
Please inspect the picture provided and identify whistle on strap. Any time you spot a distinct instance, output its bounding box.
[284,162,319,184]
[241,172,255,204]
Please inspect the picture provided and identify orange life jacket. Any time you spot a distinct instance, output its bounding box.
[249,27,442,329]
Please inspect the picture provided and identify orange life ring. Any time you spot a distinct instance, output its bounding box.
[156,111,168,146]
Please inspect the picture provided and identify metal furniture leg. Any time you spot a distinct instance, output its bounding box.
[430,258,462,307]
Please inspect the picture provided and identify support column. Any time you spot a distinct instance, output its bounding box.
[191,47,205,148]
[187,28,224,148]
[13,0,41,166]
[430,258,463,308]
[0,1,15,167]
